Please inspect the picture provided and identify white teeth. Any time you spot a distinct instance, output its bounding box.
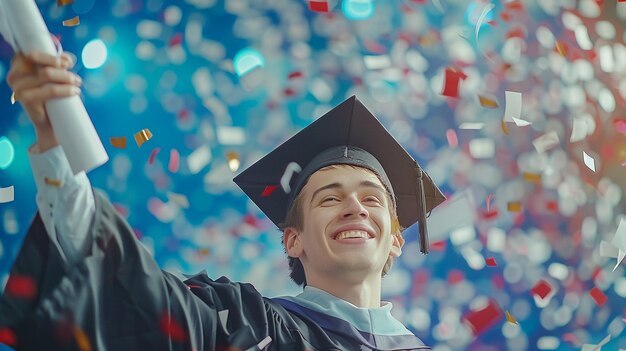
[335,230,369,240]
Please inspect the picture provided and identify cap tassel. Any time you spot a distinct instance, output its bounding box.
[416,167,429,254]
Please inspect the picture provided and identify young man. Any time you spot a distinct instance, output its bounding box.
[1,52,445,350]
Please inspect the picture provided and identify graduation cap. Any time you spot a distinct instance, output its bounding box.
[234,96,446,254]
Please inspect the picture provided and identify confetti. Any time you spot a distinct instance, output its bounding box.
[583,151,596,172]
[0,328,17,348]
[610,219,626,272]
[288,71,304,79]
[614,119,626,136]
[308,0,329,12]
[522,172,541,183]
[507,202,521,212]
[532,131,560,153]
[501,120,510,135]
[446,129,458,148]
[167,192,189,209]
[505,311,518,325]
[469,138,495,159]
[280,162,302,194]
[0,186,15,203]
[581,334,611,351]
[261,185,278,197]
[56,0,74,5]
[44,177,63,188]
[458,122,484,130]
[364,55,392,70]
[10,92,16,105]
[62,16,80,27]
[257,336,272,349]
[570,118,588,142]
[4,274,36,299]
[226,151,240,172]
[109,137,127,149]
[589,287,607,306]
[441,68,467,98]
[148,148,160,165]
[485,257,497,266]
[430,240,447,251]
[134,128,153,147]
[159,314,187,342]
[73,326,92,351]
[463,299,503,335]
[187,145,212,174]
[478,95,499,108]
[168,149,180,173]
[555,41,568,57]
[531,279,553,300]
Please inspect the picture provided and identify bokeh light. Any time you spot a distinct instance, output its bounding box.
[233,48,264,77]
[0,137,15,170]
[81,39,107,69]
[342,0,374,20]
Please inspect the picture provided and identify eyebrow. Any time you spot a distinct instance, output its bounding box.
[309,180,387,204]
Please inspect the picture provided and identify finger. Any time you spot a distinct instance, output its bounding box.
[19,83,81,104]
[6,55,35,86]
[37,67,82,86]
[60,53,76,69]
[27,52,63,67]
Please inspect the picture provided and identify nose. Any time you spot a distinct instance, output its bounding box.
[340,194,369,219]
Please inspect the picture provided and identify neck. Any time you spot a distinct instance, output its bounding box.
[306,272,382,308]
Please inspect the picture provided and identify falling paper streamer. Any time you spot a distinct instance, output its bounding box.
[581,334,611,351]
[0,186,14,203]
[280,162,302,194]
[583,151,596,172]
[505,311,518,325]
[44,177,63,188]
[478,95,499,108]
[62,16,79,26]
[134,128,153,147]
[109,137,127,149]
[532,131,560,153]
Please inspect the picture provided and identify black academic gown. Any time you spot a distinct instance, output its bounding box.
[0,189,431,351]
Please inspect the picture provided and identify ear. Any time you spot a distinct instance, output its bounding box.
[283,227,303,258]
[389,232,404,258]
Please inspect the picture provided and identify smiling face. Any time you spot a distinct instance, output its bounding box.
[283,165,403,285]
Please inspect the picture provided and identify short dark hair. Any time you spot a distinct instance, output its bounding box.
[279,164,403,287]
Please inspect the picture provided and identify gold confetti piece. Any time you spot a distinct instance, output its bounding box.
[134,128,153,147]
[57,0,75,6]
[501,120,510,135]
[62,16,80,27]
[507,202,522,212]
[522,172,541,183]
[73,326,92,351]
[478,95,499,108]
[167,192,189,209]
[505,311,518,325]
[10,92,16,105]
[109,137,127,149]
[44,177,63,188]
[226,151,240,172]
[555,41,567,57]
[0,186,15,203]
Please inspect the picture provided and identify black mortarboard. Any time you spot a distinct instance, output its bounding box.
[233,96,446,254]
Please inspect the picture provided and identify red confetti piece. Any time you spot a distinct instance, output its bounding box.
[562,333,580,345]
[149,147,161,165]
[445,129,458,148]
[481,210,499,220]
[308,0,329,12]
[284,87,297,96]
[463,299,504,336]
[169,33,183,47]
[485,257,497,266]
[614,120,626,136]
[430,240,447,251]
[5,274,37,299]
[546,200,558,212]
[288,71,304,79]
[160,314,187,342]
[0,328,17,347]
[168,149,180,173]
[261,185,278,197]
[441,68,467,98]
[506,26,526,39]
[589,287,607,306]
[447,270,465,285]
[531,279,553,300]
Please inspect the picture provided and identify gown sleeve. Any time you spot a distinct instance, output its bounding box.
[0,188,299,351]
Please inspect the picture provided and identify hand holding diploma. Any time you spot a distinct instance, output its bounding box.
[0,0,108,174]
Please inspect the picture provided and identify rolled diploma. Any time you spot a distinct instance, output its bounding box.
[3,0,108,175]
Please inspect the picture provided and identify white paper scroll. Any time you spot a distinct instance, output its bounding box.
[0,0,108,175]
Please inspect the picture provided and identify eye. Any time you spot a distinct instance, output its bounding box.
[321,196,340,204]
[364,196,382,204]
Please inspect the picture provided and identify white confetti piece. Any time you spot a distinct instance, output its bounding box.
[363,55,391,70]
[280,162,302,194]
[217,126,246,145]
[599,240,619,258]
[428,189,476,242]
[570,117,588,142]
[583,151,596,172]
[532,131,560,153]
[458,122,484,130]
[581,334,611,351]
[613,250,625,272]
[166,192,190,209]
[187,145,212,174]
[0,186,14,203]
[256,335,272,349]
[610,218,626,253]
[469,138,495,159]
[503,91,522,123]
